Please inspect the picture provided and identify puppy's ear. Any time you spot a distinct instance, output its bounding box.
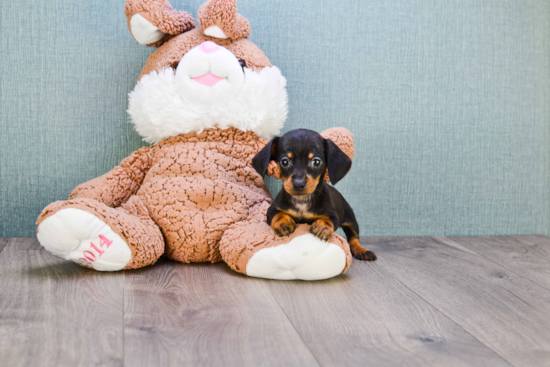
[253,137,279,177]
[325,139,352,185]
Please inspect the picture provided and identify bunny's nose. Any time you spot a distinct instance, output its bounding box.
[200,41,219,53]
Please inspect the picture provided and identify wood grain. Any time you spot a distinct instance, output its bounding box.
[123,259,319,367]
[265,261,512,367]
[365,236,550,367]
[0,238,124,367]
[3,236,550,367]
[440,236,550,291]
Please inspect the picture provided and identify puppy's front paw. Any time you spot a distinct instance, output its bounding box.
[310,218,334,241]
[354,250,377,261]
[271,212,296,237]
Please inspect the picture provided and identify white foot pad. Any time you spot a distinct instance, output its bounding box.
[37,208,132,271]
[246,233,347,281]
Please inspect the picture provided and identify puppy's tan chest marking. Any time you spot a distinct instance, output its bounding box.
[287,197,316,220]
[295,202,309,215]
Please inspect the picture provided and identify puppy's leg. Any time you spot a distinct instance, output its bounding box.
[310,216,335,241]
[342,202,377,261]
[270,211,297,237]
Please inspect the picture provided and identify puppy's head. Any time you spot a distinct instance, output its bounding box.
[253,129,352,196]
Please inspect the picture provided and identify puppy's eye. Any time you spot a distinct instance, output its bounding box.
[312,158,322,168]
[238,60,246,70]
[280,157,290,168]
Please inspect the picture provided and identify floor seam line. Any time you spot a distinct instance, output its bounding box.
[365,237,518,367]
[431,236,550,293]
[378,263,516,367]
[513,235,550,250]
[263,283,323,367]
[0,238,12,256]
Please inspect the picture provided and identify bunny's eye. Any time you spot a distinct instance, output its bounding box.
[280,157,290,168]
[312,157,322,168]
[238,60,246,70]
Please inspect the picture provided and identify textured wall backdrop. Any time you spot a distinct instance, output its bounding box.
[1,0,549,237]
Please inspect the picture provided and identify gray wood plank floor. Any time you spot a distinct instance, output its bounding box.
[1,236,549,367]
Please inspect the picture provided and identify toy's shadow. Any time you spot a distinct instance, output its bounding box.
[24,260,105,280]
[23,253,351,284]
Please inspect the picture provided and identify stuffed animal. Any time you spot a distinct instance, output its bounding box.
[36,0,355,280]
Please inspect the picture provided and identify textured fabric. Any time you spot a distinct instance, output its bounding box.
[125,0,196,47]
[128,63,287,143]
[1,0,550,237]
[35,127,354,273]
[40,127,275,264]
[37,196,165,270]
[69,147,153,207]
[138,28,272,78]
[197,0,251,40]
[220,222,352,275]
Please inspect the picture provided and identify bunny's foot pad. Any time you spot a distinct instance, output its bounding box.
[246,233,347,280]
[37,208,132,271]
[220,223,352,281]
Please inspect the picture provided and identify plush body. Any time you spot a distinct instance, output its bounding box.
[36,0,356,280]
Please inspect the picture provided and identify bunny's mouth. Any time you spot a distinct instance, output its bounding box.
[192,73,225,86]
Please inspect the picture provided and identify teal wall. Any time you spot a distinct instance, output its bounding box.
[1,0,550,237]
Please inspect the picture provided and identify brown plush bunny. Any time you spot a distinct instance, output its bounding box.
[36,0,354,280]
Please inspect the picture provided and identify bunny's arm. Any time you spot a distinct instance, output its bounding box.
[264,127,355,179]
[69,147,152,208]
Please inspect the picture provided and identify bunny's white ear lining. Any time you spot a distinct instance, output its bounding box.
[203,25,228,39]
[130,14,166,45]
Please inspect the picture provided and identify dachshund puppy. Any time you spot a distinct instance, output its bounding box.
[253,129,377,261]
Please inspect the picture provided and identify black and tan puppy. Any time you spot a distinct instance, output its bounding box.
[253,129,377,261]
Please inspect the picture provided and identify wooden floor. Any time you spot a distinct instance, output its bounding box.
[1,236,550,366]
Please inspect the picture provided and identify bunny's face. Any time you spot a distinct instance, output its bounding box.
[125,0,288,144]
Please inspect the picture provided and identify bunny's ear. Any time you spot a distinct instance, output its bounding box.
[125,0,195,47]
[197,0,251,40]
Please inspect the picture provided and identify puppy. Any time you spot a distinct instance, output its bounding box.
[253,129,377,261]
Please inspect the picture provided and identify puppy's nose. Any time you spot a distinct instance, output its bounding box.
[292,179,306,191]
[200,41,219,53]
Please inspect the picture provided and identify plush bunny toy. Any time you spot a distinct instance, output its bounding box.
[36,0,355,280]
